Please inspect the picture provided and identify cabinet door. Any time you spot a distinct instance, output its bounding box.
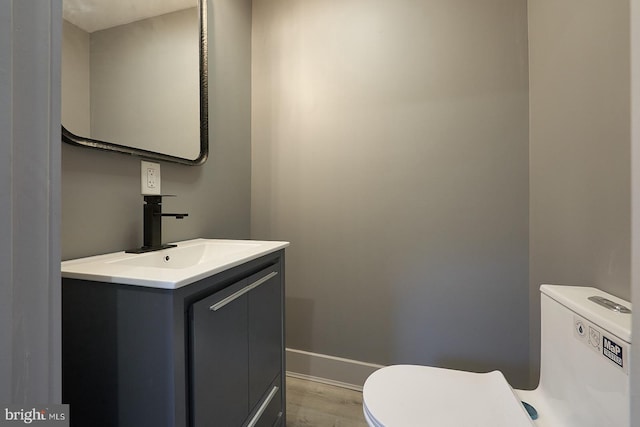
[247,266,282,411]
[190,279,249,427]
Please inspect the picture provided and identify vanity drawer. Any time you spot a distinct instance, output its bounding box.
[245,376,283,427]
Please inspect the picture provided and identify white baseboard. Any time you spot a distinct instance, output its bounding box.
[285,348,385,391]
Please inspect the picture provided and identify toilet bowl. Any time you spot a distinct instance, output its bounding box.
[363,285,631,427]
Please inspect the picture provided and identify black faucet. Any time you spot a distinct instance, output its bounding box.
[126,195,188,253]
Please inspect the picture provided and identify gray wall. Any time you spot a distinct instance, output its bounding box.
[0,0,62,403]
[633,0,640,421]
[528,0,631,382]
[62,0,253,260]
[251,0,531,387]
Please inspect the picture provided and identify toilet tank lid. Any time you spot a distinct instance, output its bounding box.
[540,284,631,344]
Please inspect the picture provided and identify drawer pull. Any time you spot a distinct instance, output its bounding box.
[210,271,278,311]
[246,385,279,427]
[246,271,278,292]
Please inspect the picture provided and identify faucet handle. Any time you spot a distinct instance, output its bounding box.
[143,194,177,204]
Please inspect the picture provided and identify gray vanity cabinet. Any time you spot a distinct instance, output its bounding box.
[62,251,285,427]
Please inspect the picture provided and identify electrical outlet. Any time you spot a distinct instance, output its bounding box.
[141,160,161,195]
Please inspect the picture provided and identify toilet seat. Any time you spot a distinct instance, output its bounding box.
[362,365,534,427]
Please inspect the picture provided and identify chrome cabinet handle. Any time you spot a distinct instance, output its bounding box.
[246,385,279,427]
[209,271,278,311]
[246,271,278,292]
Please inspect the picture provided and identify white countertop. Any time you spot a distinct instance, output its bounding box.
[61,238,289,289]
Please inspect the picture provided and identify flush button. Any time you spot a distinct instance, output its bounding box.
[588,296,631,314]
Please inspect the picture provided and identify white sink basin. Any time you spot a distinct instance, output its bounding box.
[109,241,263,269]
[61,238,289,289]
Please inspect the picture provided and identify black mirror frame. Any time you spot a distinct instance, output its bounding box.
[61,0,209,166]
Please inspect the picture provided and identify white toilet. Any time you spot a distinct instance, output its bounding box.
[362,285,632,426]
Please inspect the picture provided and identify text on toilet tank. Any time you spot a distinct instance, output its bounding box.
[573,314,629,375]
[603,336,623,368]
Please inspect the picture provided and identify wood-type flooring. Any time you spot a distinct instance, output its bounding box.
[286,376,369,427]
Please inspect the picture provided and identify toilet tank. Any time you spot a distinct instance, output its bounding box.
[535,285,631,427]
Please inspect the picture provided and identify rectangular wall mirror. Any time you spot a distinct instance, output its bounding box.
[62,0,208,165]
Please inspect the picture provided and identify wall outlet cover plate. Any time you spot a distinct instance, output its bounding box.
[141,160,161,195]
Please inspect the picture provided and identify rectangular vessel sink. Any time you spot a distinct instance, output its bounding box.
[61,238,289,289]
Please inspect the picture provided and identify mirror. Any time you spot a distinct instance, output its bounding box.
[61,0,208,165]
